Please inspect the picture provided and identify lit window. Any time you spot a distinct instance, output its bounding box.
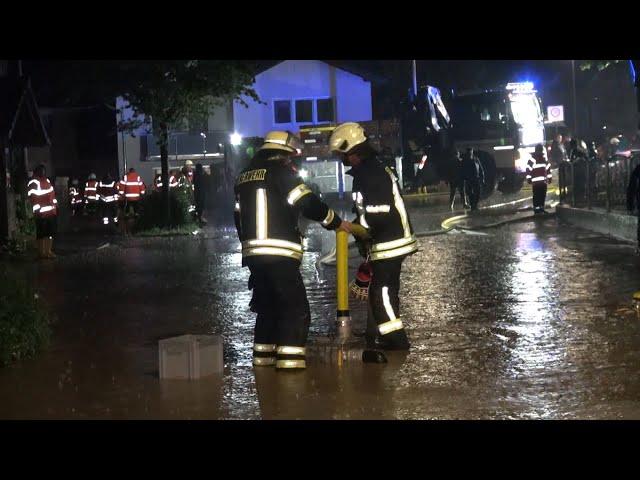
[274,100,292,124]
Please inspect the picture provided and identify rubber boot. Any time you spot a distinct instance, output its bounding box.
[377,328,411,351]
[46,238,56,258]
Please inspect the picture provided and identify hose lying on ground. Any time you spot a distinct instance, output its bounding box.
[317,200,559,266]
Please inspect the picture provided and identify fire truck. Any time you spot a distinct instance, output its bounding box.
[297,81,546,197]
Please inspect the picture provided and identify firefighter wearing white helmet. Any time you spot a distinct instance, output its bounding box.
[184,159,195,184]
[84,173,100,217]
[329,122,416,351]
[234,130,352,370]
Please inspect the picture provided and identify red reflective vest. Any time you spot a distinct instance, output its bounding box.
[85,180,99,202]
[28,177,58,218]
[69,186,83,205]
[526,153,551,184]
[98,181,119,203]
[119,171,146,201]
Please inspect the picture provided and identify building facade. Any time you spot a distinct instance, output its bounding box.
[117,60,373,186]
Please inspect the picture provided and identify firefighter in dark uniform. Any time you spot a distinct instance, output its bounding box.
[234,131,350,370]
[329,122,417,350]
[461,147,484,211]
[526,144,552,213]
[627,161,640,254]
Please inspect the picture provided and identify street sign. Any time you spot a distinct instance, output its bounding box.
[547,105,564,123]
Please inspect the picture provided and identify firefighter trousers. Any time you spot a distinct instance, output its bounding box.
[465,179,481,210]
[366,256,410,350]
[249,259,310,368]
[532,182,547,212]
[449,181,466,208]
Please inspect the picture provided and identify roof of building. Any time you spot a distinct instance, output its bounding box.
[0,76,50,147]
[252,60,389,84]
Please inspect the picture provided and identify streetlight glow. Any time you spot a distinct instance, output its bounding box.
[230,132,242,146]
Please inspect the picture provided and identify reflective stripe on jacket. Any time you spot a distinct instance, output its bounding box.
[28,177,58,218]
[348,160,418,261]
[526,153,551,184]
[119,171,146,200]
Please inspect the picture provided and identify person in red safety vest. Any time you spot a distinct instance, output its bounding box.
[28,164,58,259]
[184,159,194,184]
[69,178,83,216]
[98,173,120,226]
[526,144,552,214]
[84,173,99,216]
[118,167,146,217]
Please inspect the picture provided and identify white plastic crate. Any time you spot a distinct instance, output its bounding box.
[159,335,223,380]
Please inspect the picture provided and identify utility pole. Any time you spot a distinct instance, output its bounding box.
[571,60,578,136]
[412,60,418,97]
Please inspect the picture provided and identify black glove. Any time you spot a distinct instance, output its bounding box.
[355,238,371,259]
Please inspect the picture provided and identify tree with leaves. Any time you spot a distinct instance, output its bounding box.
[581,60,640,129]
[112,61,260,226]
[26,60,261,227]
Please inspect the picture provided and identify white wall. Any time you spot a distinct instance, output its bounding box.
[233,60,372,138]
[116,98,233,186]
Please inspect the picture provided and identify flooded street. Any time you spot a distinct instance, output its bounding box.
[3,191,640,419]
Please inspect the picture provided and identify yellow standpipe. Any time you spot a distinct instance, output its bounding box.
[335,224,370,340]
[335,230,351,340]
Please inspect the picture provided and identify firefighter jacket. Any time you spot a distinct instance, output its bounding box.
[28,176,58,218]
[98,181,119,203]
[84,180,99,203]
[119,171,146,201]
[461,154,485,183]
[69,186,83,205]
[526,152,551,184]
[234,157,342,266]
[348,157,418,262]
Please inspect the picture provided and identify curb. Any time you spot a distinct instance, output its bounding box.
[556,205,636,243]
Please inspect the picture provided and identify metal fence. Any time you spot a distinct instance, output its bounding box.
[558,153,640,211]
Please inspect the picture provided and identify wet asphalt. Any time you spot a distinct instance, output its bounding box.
[2,188,640,419]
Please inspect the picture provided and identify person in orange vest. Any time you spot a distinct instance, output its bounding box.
[118,167,146,217]
[68,178,83,216]
[526,144,552,214]
[84,173,99,216]
[178,166,196,219]
[169,169,179,189]
[98,173,120,226]
[184,160,195,184]
[28,164,58,259]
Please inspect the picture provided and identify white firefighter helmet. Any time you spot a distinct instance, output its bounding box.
[88,173,97,180]
[329,122,367,154]
[184,160,194,167]
[258,131,302,155]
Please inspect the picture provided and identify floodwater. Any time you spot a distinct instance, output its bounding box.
[2,189,640,419]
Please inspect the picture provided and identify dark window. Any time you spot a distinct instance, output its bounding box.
[274,100,292,124]
[316,98,334,123]
[295,99,313,123]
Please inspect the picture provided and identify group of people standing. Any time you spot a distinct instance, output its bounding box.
[68,168,146,228]
[448,147,485,211]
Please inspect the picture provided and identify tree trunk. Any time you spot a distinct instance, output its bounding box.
[633,61,640,130]
[0,138,8,243]
[159,122,170,227]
